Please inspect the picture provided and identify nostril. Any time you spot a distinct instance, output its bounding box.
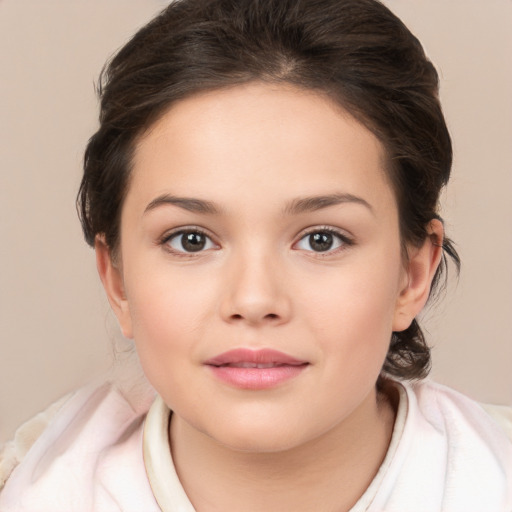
[229,312,279,321]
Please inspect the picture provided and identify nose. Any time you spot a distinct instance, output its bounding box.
[219,249,292,327]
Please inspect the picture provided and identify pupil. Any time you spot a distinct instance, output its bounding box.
[310,232,333,252]
[182,232,206,252]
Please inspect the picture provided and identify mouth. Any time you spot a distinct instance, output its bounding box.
[216,362,303,368]
[204,348,309,390]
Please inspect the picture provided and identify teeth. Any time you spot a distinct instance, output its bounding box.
[226,362,281,368]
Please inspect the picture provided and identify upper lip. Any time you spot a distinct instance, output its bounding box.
[204,348,308,367]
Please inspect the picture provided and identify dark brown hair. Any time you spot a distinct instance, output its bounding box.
[78,0,460,380]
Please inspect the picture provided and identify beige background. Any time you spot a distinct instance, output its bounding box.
[1,0,511,444]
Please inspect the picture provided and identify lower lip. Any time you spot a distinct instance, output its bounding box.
[207,365,308,390]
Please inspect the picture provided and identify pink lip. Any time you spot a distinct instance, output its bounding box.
[204,348,309,390]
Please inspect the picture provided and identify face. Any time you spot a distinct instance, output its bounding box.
[98,82,437,453]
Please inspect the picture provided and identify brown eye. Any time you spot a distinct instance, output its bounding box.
[295,229,349,253]
[309,232,334,252]
[166,230,214,253]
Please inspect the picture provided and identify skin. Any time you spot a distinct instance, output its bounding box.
[97,82,443,511]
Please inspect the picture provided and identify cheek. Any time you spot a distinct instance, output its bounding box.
[123,265,216,383]
[309,258,400,321]
[299,252,402,362]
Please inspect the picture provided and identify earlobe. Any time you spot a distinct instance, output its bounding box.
[95,236,133,339]
[393,219,444,332]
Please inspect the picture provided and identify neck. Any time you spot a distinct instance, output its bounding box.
[169,385,397,512]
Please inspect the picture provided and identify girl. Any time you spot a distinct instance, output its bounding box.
[1,0,511,510]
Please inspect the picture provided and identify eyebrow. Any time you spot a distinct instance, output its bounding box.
[283,193,374,216]
[144,194,221,215]
[143,192,373,216]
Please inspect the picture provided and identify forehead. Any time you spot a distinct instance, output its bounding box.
[128,82,394,214]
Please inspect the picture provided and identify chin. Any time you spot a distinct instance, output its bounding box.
[219,431,304,454]
[203,414,318,454]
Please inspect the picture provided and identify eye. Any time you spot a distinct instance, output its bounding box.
[295,229,351,253]
[164,230,216,253]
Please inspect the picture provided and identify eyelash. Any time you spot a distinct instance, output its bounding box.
[294,226,354,256]
[159,226,354,257]
[160,227,217,258]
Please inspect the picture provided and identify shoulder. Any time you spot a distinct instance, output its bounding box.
[382,379,512,511]
[404,381,512,512]
[0,379,160,511]
[409,379,512,444]
[479,402,512,442]
[0,391,71,491]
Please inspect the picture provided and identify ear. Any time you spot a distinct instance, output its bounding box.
[393,219,444,332]
[95,235,133,339]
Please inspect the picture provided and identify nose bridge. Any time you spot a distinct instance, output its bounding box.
[220,241,291,325]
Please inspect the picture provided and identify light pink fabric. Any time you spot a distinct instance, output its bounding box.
[364,381,512,511]
[0,382,160,511]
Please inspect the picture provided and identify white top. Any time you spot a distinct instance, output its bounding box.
[1,378,511,511]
